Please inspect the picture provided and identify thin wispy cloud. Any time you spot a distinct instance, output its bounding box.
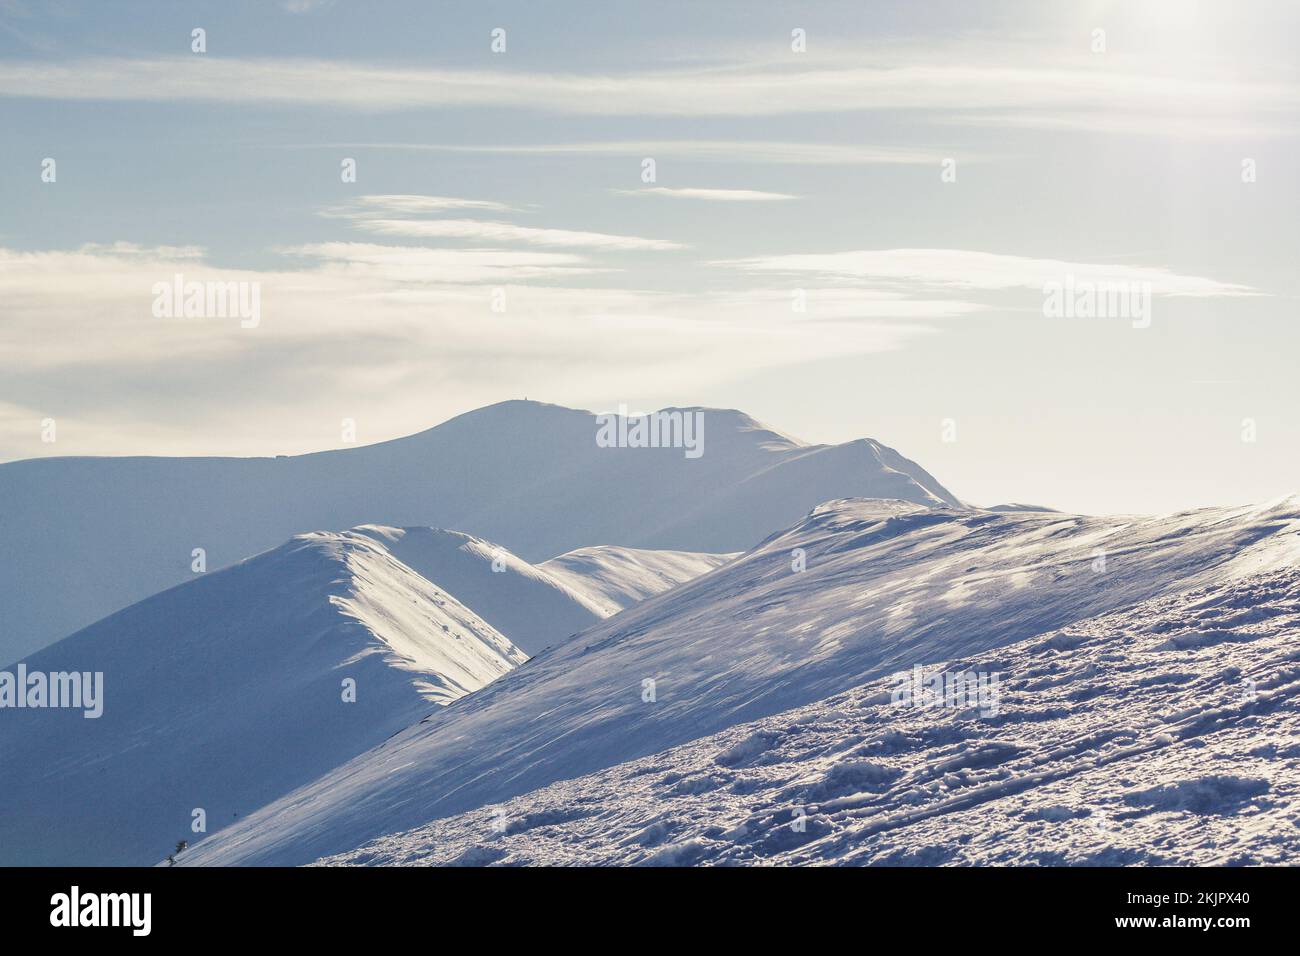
[323,195,682,251]
[940,111,1298,139]
[324,194,518,217]
[0,48,1291,133]
[710,287,986,321]
[280,140,962,166]
[350,219,685,251]
[614,187,797,202]
[721,249,1258,298]
[284,242,606,281]
[0,241,930,458]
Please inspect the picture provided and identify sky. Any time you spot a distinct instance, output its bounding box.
[1,0,1296,514]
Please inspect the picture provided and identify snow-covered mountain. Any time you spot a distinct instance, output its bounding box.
[349,526,606,656]
[346,527,731,654]
[316,568,1300,866]
[0,523,726,866]
[540,546,736,614]
[0,400,957,663]
[0,529,524,866]
[179,495,1300,867]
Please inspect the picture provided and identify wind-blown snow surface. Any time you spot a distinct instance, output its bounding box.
[180,496,1300,867]
[317,570,1300,866]
[0,530,527,866]
[0,400,956,662]
[350,526,608,655]
[540,546,736,615]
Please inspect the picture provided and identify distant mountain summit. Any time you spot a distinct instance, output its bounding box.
[0,400,958,661]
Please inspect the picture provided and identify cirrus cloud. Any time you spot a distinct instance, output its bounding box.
[719,248,1258,298]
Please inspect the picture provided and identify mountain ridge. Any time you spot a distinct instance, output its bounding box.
[0,529,526,866]
[0,520,732,865]
[179,494,1300,867]
[0,400,959,662]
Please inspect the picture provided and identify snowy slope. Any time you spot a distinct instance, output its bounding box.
[539,546,736,615]
[0,401,958,663]
[317,569,1300,866]
[0,531,525,867]
[180,495,1300,866]
[350,526,608,655]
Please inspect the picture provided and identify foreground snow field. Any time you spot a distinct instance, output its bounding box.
[180,495,1300,866]
[0,525,725,865]
[315,569,1300,866]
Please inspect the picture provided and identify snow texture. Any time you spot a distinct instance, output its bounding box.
[180,495,1300,866]
[540,545,736,615]
[316,569,1300,866]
